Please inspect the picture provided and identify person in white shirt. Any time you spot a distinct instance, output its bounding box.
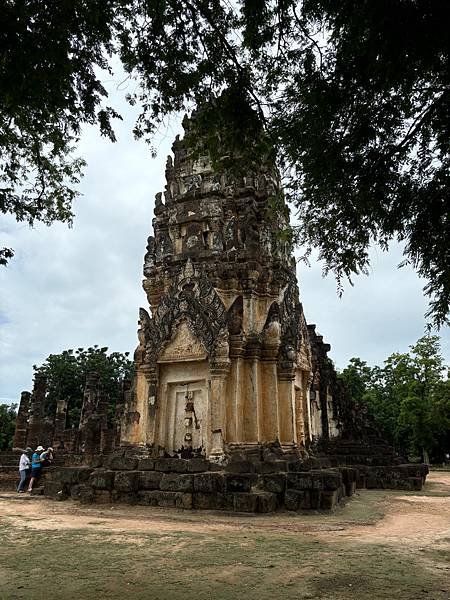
[17,448,32,493]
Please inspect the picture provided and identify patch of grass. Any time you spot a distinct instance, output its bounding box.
[328,491,387,525]
[0,521,448,600]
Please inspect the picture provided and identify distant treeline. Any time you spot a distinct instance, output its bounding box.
[339,336,450,463]
[0,347,134,451]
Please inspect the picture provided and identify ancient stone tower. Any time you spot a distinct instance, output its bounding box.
[121,116,340,460]
[12,114,428,511]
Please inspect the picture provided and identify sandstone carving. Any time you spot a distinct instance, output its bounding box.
[121,113,339,458]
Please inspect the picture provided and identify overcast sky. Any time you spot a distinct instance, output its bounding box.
[1,75,449,405]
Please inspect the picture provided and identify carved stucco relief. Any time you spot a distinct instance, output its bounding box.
[139,259,227,367]
[158,321,207,363]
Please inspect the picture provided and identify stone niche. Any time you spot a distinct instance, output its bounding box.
[121,113,343,461]
[157,361,209,455]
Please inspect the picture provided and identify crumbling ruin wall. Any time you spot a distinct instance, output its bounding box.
[12,372,122,456]
[12,391,30,449]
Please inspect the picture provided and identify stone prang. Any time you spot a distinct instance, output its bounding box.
[121,114,339,459]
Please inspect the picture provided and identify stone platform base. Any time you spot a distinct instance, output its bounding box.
[43,452,429,513]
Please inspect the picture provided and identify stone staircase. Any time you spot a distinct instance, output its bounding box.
[321,437,402,463]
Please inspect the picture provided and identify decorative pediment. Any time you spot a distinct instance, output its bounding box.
[279,278,303,354]
[158,321,207,363]
[139,259,227,367]
[297,341,312,371]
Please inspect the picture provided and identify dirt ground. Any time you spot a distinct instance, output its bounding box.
[0,471,449,600]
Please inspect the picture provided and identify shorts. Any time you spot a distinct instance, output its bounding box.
[31,468,42,479]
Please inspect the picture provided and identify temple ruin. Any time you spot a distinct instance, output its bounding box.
[121,115,340,460]
[5,115,428,511]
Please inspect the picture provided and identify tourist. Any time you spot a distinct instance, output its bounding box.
[28,445,44,493]
[17,447,32,493]
[40,446,54,466]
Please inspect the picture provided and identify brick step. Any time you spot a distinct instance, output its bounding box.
[0,453,22,463]
[324,454,399,466]
[0,462,65,470]
[0,465,58,473]
[328,446,394,456]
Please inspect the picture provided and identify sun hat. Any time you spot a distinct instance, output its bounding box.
[36,445,44,452]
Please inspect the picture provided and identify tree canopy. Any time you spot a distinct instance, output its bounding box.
[34,346,134,428]
[1,0,449,325]
[340,335,450,463]
[0,403,17,451]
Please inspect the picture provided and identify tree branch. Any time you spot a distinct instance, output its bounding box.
[181,0,266,123]
[292,4,323,71]
[391,93,446,157]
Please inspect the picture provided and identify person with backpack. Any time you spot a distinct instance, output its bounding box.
[28,445,44,493]
[17,447,32,493]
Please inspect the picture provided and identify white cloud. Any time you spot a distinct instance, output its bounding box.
[0,78,183,403]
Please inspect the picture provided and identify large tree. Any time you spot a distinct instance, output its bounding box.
[1,1,449,325]
[0,403,17,450]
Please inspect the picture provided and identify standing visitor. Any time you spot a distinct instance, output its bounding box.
[17,447,32,493]
[40,447,54,466]
[28,445,44,493]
